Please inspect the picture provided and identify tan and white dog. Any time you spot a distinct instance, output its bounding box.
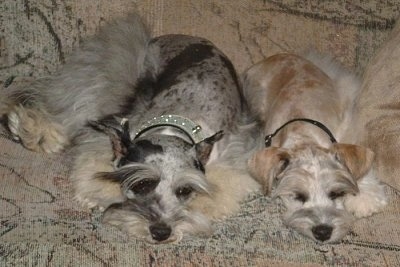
[244,53,387,243]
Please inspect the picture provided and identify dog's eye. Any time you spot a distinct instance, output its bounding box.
[175,186,194,200]
[131,179,159,195]
[294,192,308,203]
[328,191,345,200]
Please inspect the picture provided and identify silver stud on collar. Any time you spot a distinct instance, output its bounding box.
[134,115,206,144]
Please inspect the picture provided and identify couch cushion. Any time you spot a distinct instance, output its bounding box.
[355,21,400,191]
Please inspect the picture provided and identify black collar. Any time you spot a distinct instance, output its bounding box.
[264,118,337,147]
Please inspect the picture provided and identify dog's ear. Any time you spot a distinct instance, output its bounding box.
[332,143,375,180]
[89,119,132,160]
[248,147,290,195]
[195,131,224,166]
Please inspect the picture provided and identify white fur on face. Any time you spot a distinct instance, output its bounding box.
[273,146,358,243]
[101,144,212,244]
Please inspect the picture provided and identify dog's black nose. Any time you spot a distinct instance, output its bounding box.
[312,224,333,242]
[149,223,172,241]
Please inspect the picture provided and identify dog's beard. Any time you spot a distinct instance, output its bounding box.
[102,199,212,244]
[98,163,213,244]
[281,204,355,243]
[272,150,359,243]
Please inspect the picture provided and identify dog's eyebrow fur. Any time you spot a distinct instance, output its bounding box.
[174,169,212,195]
[94,163,160,183]
[323,170,359,194]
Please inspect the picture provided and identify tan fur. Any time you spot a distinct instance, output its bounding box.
[243,53,387,242]
[244,53,366,187]
[190,163,260,221]
[243,53,342,136]
[71,140,124,210]
[332,143,375,180]
[8,105,68,153]
[248,147,289,194]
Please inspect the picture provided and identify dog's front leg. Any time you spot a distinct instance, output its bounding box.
[71,132,124,210]
[344,170,388,218]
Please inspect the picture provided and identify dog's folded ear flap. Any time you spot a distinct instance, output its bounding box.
[89,119,132,160]
[332,143,375,180]
[248,147,290,195]
[195,131,224,166]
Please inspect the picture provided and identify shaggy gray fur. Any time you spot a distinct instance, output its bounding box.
[0,13,245,243]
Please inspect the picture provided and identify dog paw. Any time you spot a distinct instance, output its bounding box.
[344,192,388,218]
[73,195,106,212]
[72,163,124,212]
[7,105,68,153]
[73,189,124,212]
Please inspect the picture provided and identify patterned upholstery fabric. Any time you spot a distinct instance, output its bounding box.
[1,1,399,266]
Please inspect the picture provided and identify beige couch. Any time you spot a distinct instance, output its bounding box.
[1,1,399,266]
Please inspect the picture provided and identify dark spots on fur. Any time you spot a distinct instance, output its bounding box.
[218,54,241,95]
[136,140,163,153]
[119,140,163,166]
[119,71,156,113]
[194,159,205,173]
[152,43,215,96]
[197,72,204,80]
[163,90,175,98]
[120,43,216,113]
[134,71,157,102]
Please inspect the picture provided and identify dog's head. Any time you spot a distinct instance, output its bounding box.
[248,143,374,243]
[91,120,223,243]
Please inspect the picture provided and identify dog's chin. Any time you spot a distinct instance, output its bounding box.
[101,205,212,244]
[282,206,355,244]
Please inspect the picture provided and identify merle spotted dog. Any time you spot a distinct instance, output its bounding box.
[1,14,244,243]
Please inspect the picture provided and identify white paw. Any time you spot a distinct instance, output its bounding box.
[344,192,388,218]
[74,195,105,212]
[7,106,68,153]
